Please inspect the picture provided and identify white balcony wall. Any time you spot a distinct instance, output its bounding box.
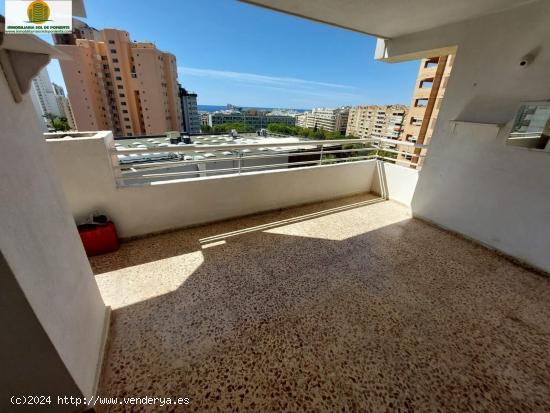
[378,0,550,273]
[371,162,418,207]
[0,67,107,409]
[47,134,377,238]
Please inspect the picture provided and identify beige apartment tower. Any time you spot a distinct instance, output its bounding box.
[346,104,408,140]
[296,108,350,134]
[56,28,182,136]
[399,55,454,166]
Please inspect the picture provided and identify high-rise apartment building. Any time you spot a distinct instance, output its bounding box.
[55,28,183,136]
[52,82,65,97]
[51,83,77,130]
[56,94,76,130]
[297,108,350,134]
[398,55,453,165]
[52,18,100,45]
[179,86,201,134]
[346,105,408,140]
[30,67,61,130]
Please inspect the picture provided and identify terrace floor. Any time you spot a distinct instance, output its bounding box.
[92,193,550,412]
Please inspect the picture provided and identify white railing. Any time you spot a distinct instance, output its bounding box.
[111,137,427,185]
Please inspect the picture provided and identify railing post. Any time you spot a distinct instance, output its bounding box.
[238,151,242,175]
[319,144,324,165]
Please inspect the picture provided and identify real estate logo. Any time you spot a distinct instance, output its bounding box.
[5,0,72,33]
[27,0,51,24]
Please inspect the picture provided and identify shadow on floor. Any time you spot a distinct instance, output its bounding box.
[93,194,550,412]
[90,193,384,274]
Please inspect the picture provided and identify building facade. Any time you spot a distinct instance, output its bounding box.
[52,82,65,97]
[179,86,201,134]
[29,67,61,130]
[296,108,350,134]
[55,28,183,136]
[295,112,309,128]
[49,82,77,130]
[55,95,77,130]
[346,104,408,140]
[398,55,454,165]
[52,18,100,45]
[208,110,296,130]
[200,112,210,127]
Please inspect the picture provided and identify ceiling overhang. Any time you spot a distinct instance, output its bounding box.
[240,0,537,39]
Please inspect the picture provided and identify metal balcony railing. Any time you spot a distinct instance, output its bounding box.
[111,137,427,185]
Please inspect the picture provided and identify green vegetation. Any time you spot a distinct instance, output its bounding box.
[201,121,400,163]
[212,123,255,133]
[266,123,351,140]
[200,124,212,133]
[43,113,70,132]
[267,122,399,162]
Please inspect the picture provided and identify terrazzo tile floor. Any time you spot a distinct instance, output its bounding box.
[92,193,550,412]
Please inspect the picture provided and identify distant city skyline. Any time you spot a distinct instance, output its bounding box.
[0,0,423,109]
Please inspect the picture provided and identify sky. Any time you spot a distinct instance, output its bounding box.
[2,0,421,109]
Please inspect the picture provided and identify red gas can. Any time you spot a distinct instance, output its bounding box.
[78,222,119,256]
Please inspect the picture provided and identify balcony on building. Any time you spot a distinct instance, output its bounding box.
[2,0,550,412]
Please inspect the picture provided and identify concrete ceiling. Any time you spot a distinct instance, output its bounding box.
[240,0,537,38]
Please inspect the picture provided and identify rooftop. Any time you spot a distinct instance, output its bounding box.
[93,193,550,412]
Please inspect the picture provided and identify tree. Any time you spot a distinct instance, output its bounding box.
[266,123,358,141]
[52,117,70,132]
[201,124,212,133]
[43,113,70,132]
[212,123,255,133]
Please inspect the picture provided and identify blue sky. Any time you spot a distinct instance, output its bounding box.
[3,0,421,109]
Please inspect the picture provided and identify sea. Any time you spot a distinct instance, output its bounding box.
[198,105,308,113]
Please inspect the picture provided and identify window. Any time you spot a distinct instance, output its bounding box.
[124,117,130,121]
[507,102,550,150]
[117,85,123,89]
[411,117,423,126]
[424,58,438,68]
[114,68,120,72]
[108,40,115,44]
[112,58,119,63]
[116,76,122,80]
[415,98,429,107]
[122,110,128,113]
[110,49,117,53]
[119,93,125,98]
[420,79,434,88]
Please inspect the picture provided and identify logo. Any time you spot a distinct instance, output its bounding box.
[27,0,50,24]
[5,0,72,33]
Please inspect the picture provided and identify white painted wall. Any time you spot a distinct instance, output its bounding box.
[372,162,419,207]
[0,68,107,404]
[379,0,550,272]
[47,134,377,238]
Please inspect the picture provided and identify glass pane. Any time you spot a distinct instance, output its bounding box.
[507,104,550,149]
